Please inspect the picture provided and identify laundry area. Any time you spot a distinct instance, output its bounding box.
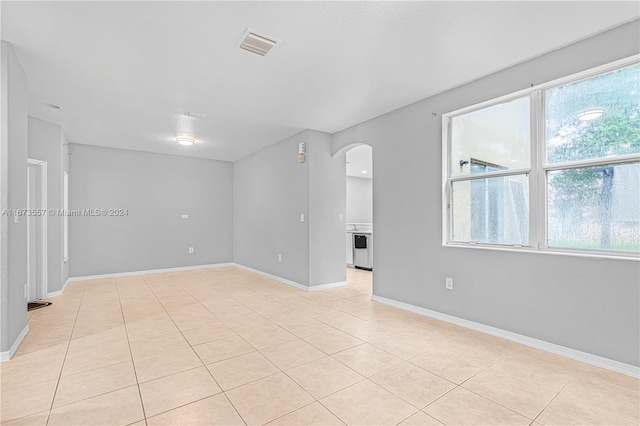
[345,145,373,271]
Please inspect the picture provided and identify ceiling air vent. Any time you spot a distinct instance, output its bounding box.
[238,28,279,56]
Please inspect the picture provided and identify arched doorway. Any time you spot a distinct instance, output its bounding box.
[344,144,373,294]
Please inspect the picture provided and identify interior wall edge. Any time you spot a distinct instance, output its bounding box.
[0,324,29,362]
[232,263,309,291]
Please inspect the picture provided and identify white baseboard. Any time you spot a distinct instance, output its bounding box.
[309,281,348,291]
[232,264,348,292]
[69,262,235,282]
[66,263,345,295]
[0,324,29,362]
[46,277,70,298]
[372,295,639,378]
[232,263,309,291]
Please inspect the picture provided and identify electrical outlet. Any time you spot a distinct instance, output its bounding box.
[278,254,282,262]
[181,214,189,219]
[445,277,454,290]
[300,213,305,222]
[188,247,194,254]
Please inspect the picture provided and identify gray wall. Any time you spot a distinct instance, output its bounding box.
[346,176,372,224]
[27,117,66,294]
[0,41,29,353]
[69,144,233,276]
[331,21,640,366]
[234,129,346,287]
[233,131,310,285]
[308,130,346,287]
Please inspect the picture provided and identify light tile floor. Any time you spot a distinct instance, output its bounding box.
[1,267,638,425]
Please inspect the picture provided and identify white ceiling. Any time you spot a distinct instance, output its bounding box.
[347,145,372,179]
[2,2,638,162]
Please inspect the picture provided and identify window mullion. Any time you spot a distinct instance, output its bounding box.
[448,167,531,182]
[529,91,539,249]
[543,154,640,172]
[535,89,548,250]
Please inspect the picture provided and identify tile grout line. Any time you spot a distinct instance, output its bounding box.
[454,350,588,425]
[398,326,520,419]
[169,272,257,425]
[461,386,535,423]
[264,400,345,426]
[218,392,249,426]
[178,273,372,425]
[314,377,410,426]
[417,385,459,425]
[219,272,376,344]
[199,272,453,425]
[436,348,542,423]
[145,279,251,425]
[115,276,149,425]
[177,280,255,426]
[456,351,512,387]
[399,344,508,392]
[32,363,137,412]
[45,284,86,425]
[175,274,304,425]
[139,274,246,424]
[529,362,585,425]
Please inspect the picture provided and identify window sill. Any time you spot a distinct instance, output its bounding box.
[443,242,639,261]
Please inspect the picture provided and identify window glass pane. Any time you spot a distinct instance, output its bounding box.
[452,174,529,245]
[451,96,530,177]
[546,63,640,164]
[547,162,640,251]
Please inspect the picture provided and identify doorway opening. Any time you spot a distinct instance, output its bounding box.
[345,145,373,294]
[27,159,47,303]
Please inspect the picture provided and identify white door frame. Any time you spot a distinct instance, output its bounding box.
[27,158,47,300]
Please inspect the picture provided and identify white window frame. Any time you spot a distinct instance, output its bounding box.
[442,55,640,260]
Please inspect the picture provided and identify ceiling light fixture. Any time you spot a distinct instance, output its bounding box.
[173,109,208,119]
[176,136,195,146]
[577,108,604,121]
[182,111,207,118]
[362,170,368,174]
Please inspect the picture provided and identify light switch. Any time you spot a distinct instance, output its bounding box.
[300,213,305,222]
[181,214,189,219]
[445,277,454,290]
